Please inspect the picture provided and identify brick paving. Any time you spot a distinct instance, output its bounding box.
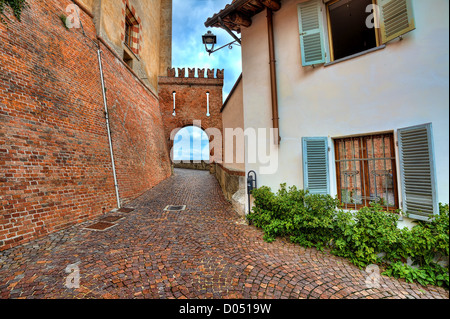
[0,168,448,299]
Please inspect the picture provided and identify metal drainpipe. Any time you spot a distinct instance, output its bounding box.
[97,48,121,208]
[267,8,281,145]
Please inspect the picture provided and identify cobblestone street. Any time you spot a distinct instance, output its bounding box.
[0,169,448,299]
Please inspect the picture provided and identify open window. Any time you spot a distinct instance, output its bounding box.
[327,0,378,61]
[297,0,416,66]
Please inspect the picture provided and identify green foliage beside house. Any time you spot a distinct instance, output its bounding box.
[248,184,449,288]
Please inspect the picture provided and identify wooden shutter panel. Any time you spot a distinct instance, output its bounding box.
[297,0,326,66]
[379,0,415,44]
[398,123,439,221]
[303,137,329,195]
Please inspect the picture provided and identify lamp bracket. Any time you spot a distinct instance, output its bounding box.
[218,16,242,45]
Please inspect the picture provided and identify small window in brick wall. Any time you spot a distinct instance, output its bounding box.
[123,50,133,68]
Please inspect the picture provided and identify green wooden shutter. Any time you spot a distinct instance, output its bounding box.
[398,123,439,221]
[297,0,326,66]
[302,137,329,195]
[379,0,415,44]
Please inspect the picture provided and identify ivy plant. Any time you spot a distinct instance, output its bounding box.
[248,184,449,289]
[0,0,28,25]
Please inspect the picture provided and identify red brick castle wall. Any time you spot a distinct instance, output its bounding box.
[158,68,224,161]
[0,0,171,250]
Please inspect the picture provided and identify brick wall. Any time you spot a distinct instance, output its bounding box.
[0,0,171,250]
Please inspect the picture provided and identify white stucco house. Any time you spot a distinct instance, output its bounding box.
[205,0,449,223]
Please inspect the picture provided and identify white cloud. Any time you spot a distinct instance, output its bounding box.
[173,126,210,160]
[172,0,242,101]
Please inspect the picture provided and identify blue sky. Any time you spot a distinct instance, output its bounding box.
[172,0,242,102]
[173,126,210,161]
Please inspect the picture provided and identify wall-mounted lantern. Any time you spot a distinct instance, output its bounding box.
[202,31,217,55]
[202,30,240,56]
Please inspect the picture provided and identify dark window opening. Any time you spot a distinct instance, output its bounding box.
[123,50,133,68]
[328,0,377,61]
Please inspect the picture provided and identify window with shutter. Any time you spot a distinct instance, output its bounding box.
[326,0,378,61]
[296,0,416,66]
[297,0,327,66]
[334,133,399,210]
[378,0,415,44]
[303,137,330,195]
[398,123,439,221]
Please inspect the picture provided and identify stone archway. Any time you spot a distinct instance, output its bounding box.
[172,126,210,162]
[158,67,224,163]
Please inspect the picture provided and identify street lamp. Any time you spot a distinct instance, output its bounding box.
[202,31,217,54]
[202,30,240,55]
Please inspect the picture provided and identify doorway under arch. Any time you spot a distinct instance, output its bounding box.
[172,126,210,162]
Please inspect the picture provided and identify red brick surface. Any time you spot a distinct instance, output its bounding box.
[0,169,447,299]
[98,39,172,203]
[0,0,171,251]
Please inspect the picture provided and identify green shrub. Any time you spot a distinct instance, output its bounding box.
[330,208,354,255]
[1,0,28,24]
[332,203,403,268]
[249,184,449,289]
[383,262,449,288]
[248,184,340,247]
[406,203,450,267]
[289,193,340,250]
[248,185,288,242]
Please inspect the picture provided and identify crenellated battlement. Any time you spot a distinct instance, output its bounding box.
[167,67,224,79]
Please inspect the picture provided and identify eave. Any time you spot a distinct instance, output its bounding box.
[204,0,281,33]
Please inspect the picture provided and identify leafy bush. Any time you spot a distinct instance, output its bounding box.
[331,203,403,268]
[249,184,449,289]
[1,0,28,24]
[289,192,340,250]
[384,203,449,288]
[406,203,450,267]
[248,184,340,248]
[248,185,291,242]
[383,262,449,288]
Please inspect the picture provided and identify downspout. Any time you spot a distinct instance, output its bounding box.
[97,47,121,208]
[266,8,281,145]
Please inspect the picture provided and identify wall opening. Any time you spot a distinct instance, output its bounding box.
[123,49,133,68]
[173,126,210,162]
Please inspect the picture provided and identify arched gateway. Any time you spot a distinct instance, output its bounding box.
[173,126,210,162]
[158,67,224,163]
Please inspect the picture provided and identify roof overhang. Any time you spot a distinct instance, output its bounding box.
[204,0,281,33]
